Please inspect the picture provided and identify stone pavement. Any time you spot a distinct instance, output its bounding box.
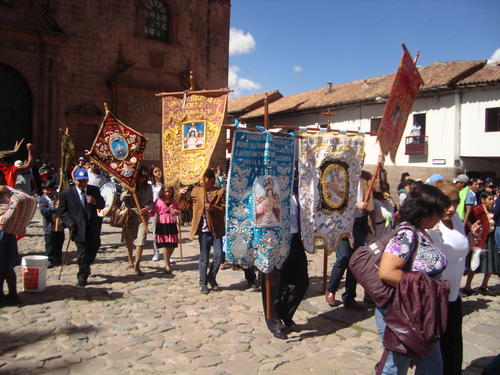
[1,211,499,374]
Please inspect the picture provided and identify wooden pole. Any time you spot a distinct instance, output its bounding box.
[177,222,184,261]
[322,246,328,294]
[263,92,272,320]
[364,152,385,203]
[58,228,73,280]
[132,190,149,232]
[55,128,69,232]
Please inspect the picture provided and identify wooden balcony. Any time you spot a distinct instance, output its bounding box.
[405,136,428,155]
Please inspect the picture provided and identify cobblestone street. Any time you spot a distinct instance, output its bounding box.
[1,211,498,374]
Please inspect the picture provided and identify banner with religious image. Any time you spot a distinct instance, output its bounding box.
[161,93,227,186]
[377,46,424,162]
[225,129,295,273]
[298,132,365,254]
[88,110,147,191]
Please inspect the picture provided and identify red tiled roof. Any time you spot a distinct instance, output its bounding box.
[457,62,500,85]
[240,60,487,120]
[228,90,282,114]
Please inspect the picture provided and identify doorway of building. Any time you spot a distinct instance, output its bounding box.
[0,64,32,159]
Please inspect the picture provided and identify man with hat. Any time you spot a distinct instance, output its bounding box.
[455,174,470,221]
[484,178,496,195]
[57,168,104,286]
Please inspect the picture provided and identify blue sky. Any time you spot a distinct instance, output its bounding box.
[229,0,500,97]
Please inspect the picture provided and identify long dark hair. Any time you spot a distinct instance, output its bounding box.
[398,181,450,227]
[150,164,164,185]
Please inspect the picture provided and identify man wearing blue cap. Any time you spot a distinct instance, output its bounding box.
[57,167,105,286]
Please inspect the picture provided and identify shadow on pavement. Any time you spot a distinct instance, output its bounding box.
[17,285,123,305]
[462,297,494,317]
[463,355,499,374]
[296,305,374,339]
[0,325,98,373]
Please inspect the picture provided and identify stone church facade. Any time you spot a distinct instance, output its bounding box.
[0,0,230,168]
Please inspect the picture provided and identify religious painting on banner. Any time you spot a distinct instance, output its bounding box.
[298,132,365,254]
[161,93,227,186]
[88,111,147,191]
[225,129,295,273]
[377,47,424,162]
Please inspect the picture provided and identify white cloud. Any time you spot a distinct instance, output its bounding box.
[229,27,256,56]
[228,65,261,97]
[293,65,303,73]
[487,48,500,64]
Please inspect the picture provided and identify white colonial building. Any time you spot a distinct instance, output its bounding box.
[228,60,500,193]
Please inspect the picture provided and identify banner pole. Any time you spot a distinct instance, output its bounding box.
[263,92,272,320]
[58,227,73,280]
[54,128,69,232]
[177,222,184,261]
[132,190,149,232]
[322,246,328,294]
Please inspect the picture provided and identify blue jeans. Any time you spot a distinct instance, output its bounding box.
[327,215,368,302]
[374,308,443,375]
[198,232,223,286]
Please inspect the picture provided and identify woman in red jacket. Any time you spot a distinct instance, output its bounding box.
[463,191,497,295]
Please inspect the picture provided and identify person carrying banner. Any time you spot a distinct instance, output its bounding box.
[39,181,65,268]
[325,171,374,309]
[179,169,225,294]
[57,168,105,287]
[261,192,309,339]
[121,166,153,275]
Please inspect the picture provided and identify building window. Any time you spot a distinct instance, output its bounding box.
[370,117,381,133]
[485,107,500,132]
[145,0,168,42]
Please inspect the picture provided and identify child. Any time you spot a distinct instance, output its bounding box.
[39,182,65,268]
[149,186,180,273]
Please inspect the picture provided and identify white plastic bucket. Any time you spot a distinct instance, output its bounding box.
[21,255,49,292]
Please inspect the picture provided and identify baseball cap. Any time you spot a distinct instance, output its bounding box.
[14,160,23,167]
[454,174,469,184]
[78,157,85,161]
[426,173,444,185]
[485,177,495,186]
[74,168,88,180]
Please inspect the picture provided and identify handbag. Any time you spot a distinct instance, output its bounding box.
[349,223,419,310]
[109,203,130,228]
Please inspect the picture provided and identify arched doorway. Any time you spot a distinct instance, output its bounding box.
[0,64,32,159]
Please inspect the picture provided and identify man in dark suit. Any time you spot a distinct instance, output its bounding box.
[57,168,105,286]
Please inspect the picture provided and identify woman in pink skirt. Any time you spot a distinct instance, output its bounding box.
[149,186,181,273]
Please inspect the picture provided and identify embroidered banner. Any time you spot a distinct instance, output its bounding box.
[298,132,365,254]
[377,46,424,162]
[59,131,75,191]
[88,110,147,191]
[161,93,227,186]
[225,129,295,273]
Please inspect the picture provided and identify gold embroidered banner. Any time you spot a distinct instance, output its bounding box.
[298,132,365,254]
[161,93,227,186]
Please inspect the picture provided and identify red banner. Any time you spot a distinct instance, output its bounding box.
[378,47,424,162]
[89,111,147,191]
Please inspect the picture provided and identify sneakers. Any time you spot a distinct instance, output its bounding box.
[200,285,209,294]
[152,253,160,262]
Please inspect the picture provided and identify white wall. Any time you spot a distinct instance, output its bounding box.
[460,87,500,157]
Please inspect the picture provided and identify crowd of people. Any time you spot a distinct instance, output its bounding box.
[1,142,499,374]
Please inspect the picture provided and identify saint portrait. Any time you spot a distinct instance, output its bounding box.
[182,122,206,150]
[318,158,349,214]
[109,134,129,160]
[253,176,281,227]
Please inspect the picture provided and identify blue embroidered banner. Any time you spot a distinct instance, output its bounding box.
[225,129,295,273]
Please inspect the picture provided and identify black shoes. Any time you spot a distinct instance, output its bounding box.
[200,285,209,294]
[461,288,474,297]
[0,293,22,307]
[479,287,495,296]
[344,299,364,310]
[76,277,87,287]
[284,320,301,332]
[271,327,288,340]
[207,275,220,291]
